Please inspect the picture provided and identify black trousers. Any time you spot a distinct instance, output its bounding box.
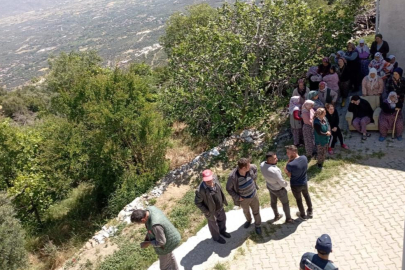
[207,208,227,241]
[268,187,291,220]
[330,127,344,148]
[291,184,313,216]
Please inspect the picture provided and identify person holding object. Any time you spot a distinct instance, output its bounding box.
[194,169,230,244]
[260,152,294,224]
[378,92,403,142]
[299,234,338,270]
[348,95,374,140]
[284,145,312,220]
[313,108,331,169]
[226,158,262,235]
[131,207,181,270]
[325,104,348,155]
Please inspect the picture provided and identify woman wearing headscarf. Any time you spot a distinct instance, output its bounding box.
[307,90,324,110]
[306,66,322,90]
[344,42,361,90]
[370,33,390,60]
[301,100,316,159]
[357,39,371,78]
[337,58,351,107]
[322,66,339,95]
[368,52,385,74]
[325,103,349,155]
[380,61,394,81]
[289,96,303,146]
[378,92,403,141]
[292,79,310,105]
[318,57,331,77]
[313,108,331,169]
[362,68,384,96]
[318,81,337,105]
[385,68,405,101]
[334,51,345,65]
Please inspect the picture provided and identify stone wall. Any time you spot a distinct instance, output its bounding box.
[379,0,405,66]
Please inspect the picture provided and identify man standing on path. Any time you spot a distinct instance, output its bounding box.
[227,158,262,235]
[284,145,313,220]
[194,169,231,244]
[131,207,181,270]
[299,234,338,270]
[260,152,294,224]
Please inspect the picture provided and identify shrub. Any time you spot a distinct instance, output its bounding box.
[0,192,27,270]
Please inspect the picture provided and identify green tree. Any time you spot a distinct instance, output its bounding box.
[161,0,361,139]
[0,192,27,270]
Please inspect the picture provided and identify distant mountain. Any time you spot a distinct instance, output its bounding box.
[0,0,225,88]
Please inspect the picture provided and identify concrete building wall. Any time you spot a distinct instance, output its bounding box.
[379,0,405,67]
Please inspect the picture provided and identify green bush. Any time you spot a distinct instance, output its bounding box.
[0,192,27,270]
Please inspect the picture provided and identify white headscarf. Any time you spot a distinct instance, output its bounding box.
[367,68,379,89]
[387,92,398,108]
[357,39,370,54]
[301,100,315,113]
[289,96,301,115]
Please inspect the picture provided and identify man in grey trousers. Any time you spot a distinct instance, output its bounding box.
[260,152,294,224]
[195,169,231,244]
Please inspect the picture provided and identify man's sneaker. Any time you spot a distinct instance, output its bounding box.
[328,147,333,155]
[273,213,283,222]
[215,237,226,244]
[397,136,403,141]
[379,136,386,142]
[255,226,262,235]
[243,221,251,229]
[341,144,349,150]
[296,212,307,220]
[307,211,313,219]
[220,231,231,238]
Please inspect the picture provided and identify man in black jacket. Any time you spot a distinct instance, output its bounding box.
[348,95,374,140]
[195,169,230,244]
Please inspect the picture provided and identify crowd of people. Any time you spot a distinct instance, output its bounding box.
[131,146,338,269]
[292,33,405,163]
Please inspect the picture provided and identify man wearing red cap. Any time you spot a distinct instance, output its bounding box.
[195,169,230,244]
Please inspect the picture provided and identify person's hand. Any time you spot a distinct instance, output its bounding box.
[140,242,151,249]
[326,131,331,136]
[395,108,401,111]
[332,127,337,132]
[239,197,244,201]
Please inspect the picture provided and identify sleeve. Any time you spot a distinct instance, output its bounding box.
[344,51,358,61]
[151,225,166,247]
[378,79,384,94]
[285,163,292,174]
[362,78,367,96]
[299,253,311,270]
[251,164,258,180]
[273,168,288,188]
[335,110,340,126]
[370,42,376,56]
[384,41,390,55]
[314,122,327,135]
[331,90,338,103]
[194,189,210,216]
[348,102,355,112]
[226,172,240,202]
[293,110,302,120]
[397,101,403,110]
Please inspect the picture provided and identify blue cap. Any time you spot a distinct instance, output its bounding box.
[315,234,332,254]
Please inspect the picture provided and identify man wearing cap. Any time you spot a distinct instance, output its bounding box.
[260,152,294,224]
[227,158,262,235]
[195,169,230,244]
[299,234,338,270]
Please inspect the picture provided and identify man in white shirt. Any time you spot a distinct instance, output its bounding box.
[260,152,294,224]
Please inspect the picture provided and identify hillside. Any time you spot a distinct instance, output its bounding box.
[0,0,225,88]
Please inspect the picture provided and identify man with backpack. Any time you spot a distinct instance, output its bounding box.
[299,234,339,270]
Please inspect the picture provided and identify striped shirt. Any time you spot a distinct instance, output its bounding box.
[236,170,257,198]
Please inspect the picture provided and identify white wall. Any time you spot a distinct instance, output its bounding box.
[379,0,405,69]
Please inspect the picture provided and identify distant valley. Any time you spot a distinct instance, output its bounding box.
[0,0,225,88]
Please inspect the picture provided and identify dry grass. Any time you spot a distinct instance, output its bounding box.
[166,122,209,169]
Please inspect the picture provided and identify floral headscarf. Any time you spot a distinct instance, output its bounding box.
[289,96,301,115]
[387,92,398,108]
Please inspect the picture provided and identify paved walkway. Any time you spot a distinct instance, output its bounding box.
[228,155,405,270]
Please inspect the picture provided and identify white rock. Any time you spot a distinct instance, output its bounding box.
[244,137,254,143]
[209,148,220,156]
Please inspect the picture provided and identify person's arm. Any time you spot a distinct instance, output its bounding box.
[344,51,358,61]
[293,110,302,120]
[314,122,328,135]
[370,42,376,56]
[150,225,166,247]
[284,163,292,178]
[335,110,340,127]
[194,189,210,216]
[331,90,338,103]
[378,78,384,94]
[226,172,242,202]
[383,41,390,56]
[348,102,355,112]
[362,77,367,96]
[396,101,403,110]
[273,167,288,188]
